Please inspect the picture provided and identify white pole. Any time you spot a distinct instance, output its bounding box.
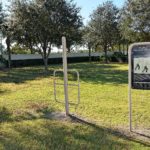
[128,44,132,132]
[62,36,69,116]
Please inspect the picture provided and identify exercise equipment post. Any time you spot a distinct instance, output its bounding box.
[62,36,69,116]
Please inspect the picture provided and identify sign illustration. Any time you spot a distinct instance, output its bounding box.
[142,66,148,73]
[135,63,140,71]
[134,58,150,74]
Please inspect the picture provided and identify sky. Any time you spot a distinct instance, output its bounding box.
[74,0,125,23]
[74,0,126,23]
[2,0,126,24]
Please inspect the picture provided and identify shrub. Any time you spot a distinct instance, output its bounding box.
[110,52,127,62]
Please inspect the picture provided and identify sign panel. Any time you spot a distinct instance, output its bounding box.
[129,42,150,132]
[131,44,150,90]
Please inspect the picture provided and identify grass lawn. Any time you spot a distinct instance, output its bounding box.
[0,62,150,150]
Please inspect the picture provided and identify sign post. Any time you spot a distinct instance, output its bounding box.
[128,42,150,131]
[62,36,69,116]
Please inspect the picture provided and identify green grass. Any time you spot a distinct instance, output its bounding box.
[0,63,150,150]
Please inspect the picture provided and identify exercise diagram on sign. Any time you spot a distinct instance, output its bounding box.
[134,58,150,74]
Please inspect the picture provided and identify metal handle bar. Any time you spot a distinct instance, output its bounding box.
[53,69,80,107]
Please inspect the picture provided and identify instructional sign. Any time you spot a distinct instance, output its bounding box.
[131,44,150,89]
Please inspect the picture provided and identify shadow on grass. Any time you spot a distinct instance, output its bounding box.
[68,63,128,85]
[0,63,128,85]
[132,131,150,139]
[0,103,54,123]
[0,107,12,122]
[69,115,150,148]
[0,67,56,84]
[0,89,11,95]
[0,117,131,150]
[0,106,149,149]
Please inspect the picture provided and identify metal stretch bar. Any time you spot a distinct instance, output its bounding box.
[54,98,79,106]
[55,83,79,87]
[53,69,80,107]
[134,82,150,84]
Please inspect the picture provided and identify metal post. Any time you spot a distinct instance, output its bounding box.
[128,42,150,132]
[62,36,69,116]
[128,44,132,132]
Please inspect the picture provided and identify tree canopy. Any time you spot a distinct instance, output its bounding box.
[120,0,150,42]
[10,0,83,70]
[2,0,150,67]
[88,1,119,62]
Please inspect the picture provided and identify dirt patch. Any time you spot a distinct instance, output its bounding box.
[26,102,49,112]
[45,112,71,121]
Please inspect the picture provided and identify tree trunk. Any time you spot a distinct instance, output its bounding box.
[118,43,121,52]
[29,43,34,54]
[43,48,48,72]
[88,45,92,62]
[104,45,108,63]
[126,43,129,55]
[30,47,34,54]
[44,57,48,72]
[6,36,11,69]
[111,45,114,51]
[123,44,125,55]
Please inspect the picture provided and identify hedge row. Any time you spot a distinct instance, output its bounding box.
[3,56,100,67]
[2,53,128,68]
[100,52,128,63]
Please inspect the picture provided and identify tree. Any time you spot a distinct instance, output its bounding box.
[120,0,150,42]
[0,2,4,26]
[0,2,14,68]
[82,26,96,62]
[2,16,16,69]
[11,44,31,54]
[89,1,119,63]
[10,0,83,71]
[4,23,14,68]
[0,2,4,55]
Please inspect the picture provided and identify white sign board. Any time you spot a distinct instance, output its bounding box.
[129,42,150,132]
[130,43,150,89]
